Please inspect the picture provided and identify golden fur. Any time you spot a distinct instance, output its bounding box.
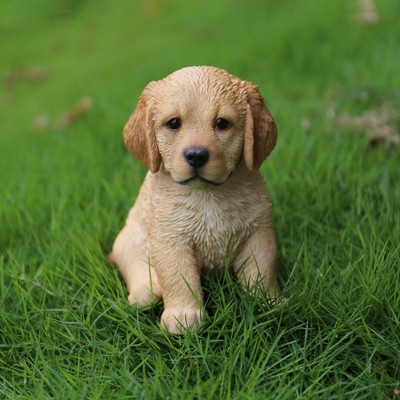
[109,66,278,334]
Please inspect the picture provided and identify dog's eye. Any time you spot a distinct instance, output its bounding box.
[215,118,230,131]
[166,118,181,130]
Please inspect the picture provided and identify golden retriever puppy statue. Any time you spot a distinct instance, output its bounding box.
[109,66,279,334]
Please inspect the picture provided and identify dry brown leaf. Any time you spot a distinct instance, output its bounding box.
[3,66,48,86]
[335,103,399,148]
[300,118,311,131]
[30,114,50,131]
[53,96,93,131]
[25,66,48,83]
[353,0,379,25]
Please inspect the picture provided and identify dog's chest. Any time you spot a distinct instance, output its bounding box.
[193,204,250,268]
[161,190,260,268]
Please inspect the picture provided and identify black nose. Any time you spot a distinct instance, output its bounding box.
[184,147,209,168]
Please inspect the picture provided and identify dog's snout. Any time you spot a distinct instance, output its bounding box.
[184,147,209,168]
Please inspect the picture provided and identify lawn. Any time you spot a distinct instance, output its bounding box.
[1,0,399,398]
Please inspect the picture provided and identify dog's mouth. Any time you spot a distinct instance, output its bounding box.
[177,172,232,187]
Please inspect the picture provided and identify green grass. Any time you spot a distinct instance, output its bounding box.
[1,0,400,398]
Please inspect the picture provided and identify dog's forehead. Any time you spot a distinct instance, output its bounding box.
[159,67,248,107]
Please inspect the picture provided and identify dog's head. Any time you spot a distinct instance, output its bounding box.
[123,66,277,186]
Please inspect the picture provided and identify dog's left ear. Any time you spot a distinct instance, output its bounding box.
[243,82,277,170]
[123,81,161,173]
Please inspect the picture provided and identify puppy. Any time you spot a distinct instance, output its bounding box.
[109,66,278,334]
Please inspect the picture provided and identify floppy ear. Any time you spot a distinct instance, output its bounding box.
[243,82,277,170]
[123,82,161,173]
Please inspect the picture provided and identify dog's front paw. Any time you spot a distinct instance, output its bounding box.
[161,307,202,334]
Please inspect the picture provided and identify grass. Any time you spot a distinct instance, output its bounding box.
[1,0,400,398]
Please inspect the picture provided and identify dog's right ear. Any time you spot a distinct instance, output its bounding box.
[123,82,161,173]
[242,82,277,170]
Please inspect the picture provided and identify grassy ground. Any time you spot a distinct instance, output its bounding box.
[1,0,400,398]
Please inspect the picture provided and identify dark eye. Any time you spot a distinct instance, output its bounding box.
[166,118,181,130]
[215,118,230,131]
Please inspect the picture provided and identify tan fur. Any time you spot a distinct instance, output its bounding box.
[110,66,278,334]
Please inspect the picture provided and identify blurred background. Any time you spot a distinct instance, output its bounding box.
[1,0,399,146]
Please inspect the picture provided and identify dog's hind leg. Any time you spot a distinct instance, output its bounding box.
[233,225,279,299]
[109,224,162,307]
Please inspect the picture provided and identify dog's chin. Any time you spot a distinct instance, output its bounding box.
[176,173,232,187]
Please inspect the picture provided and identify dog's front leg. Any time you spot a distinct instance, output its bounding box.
[153,244,203,334]
[234,225,279,299]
